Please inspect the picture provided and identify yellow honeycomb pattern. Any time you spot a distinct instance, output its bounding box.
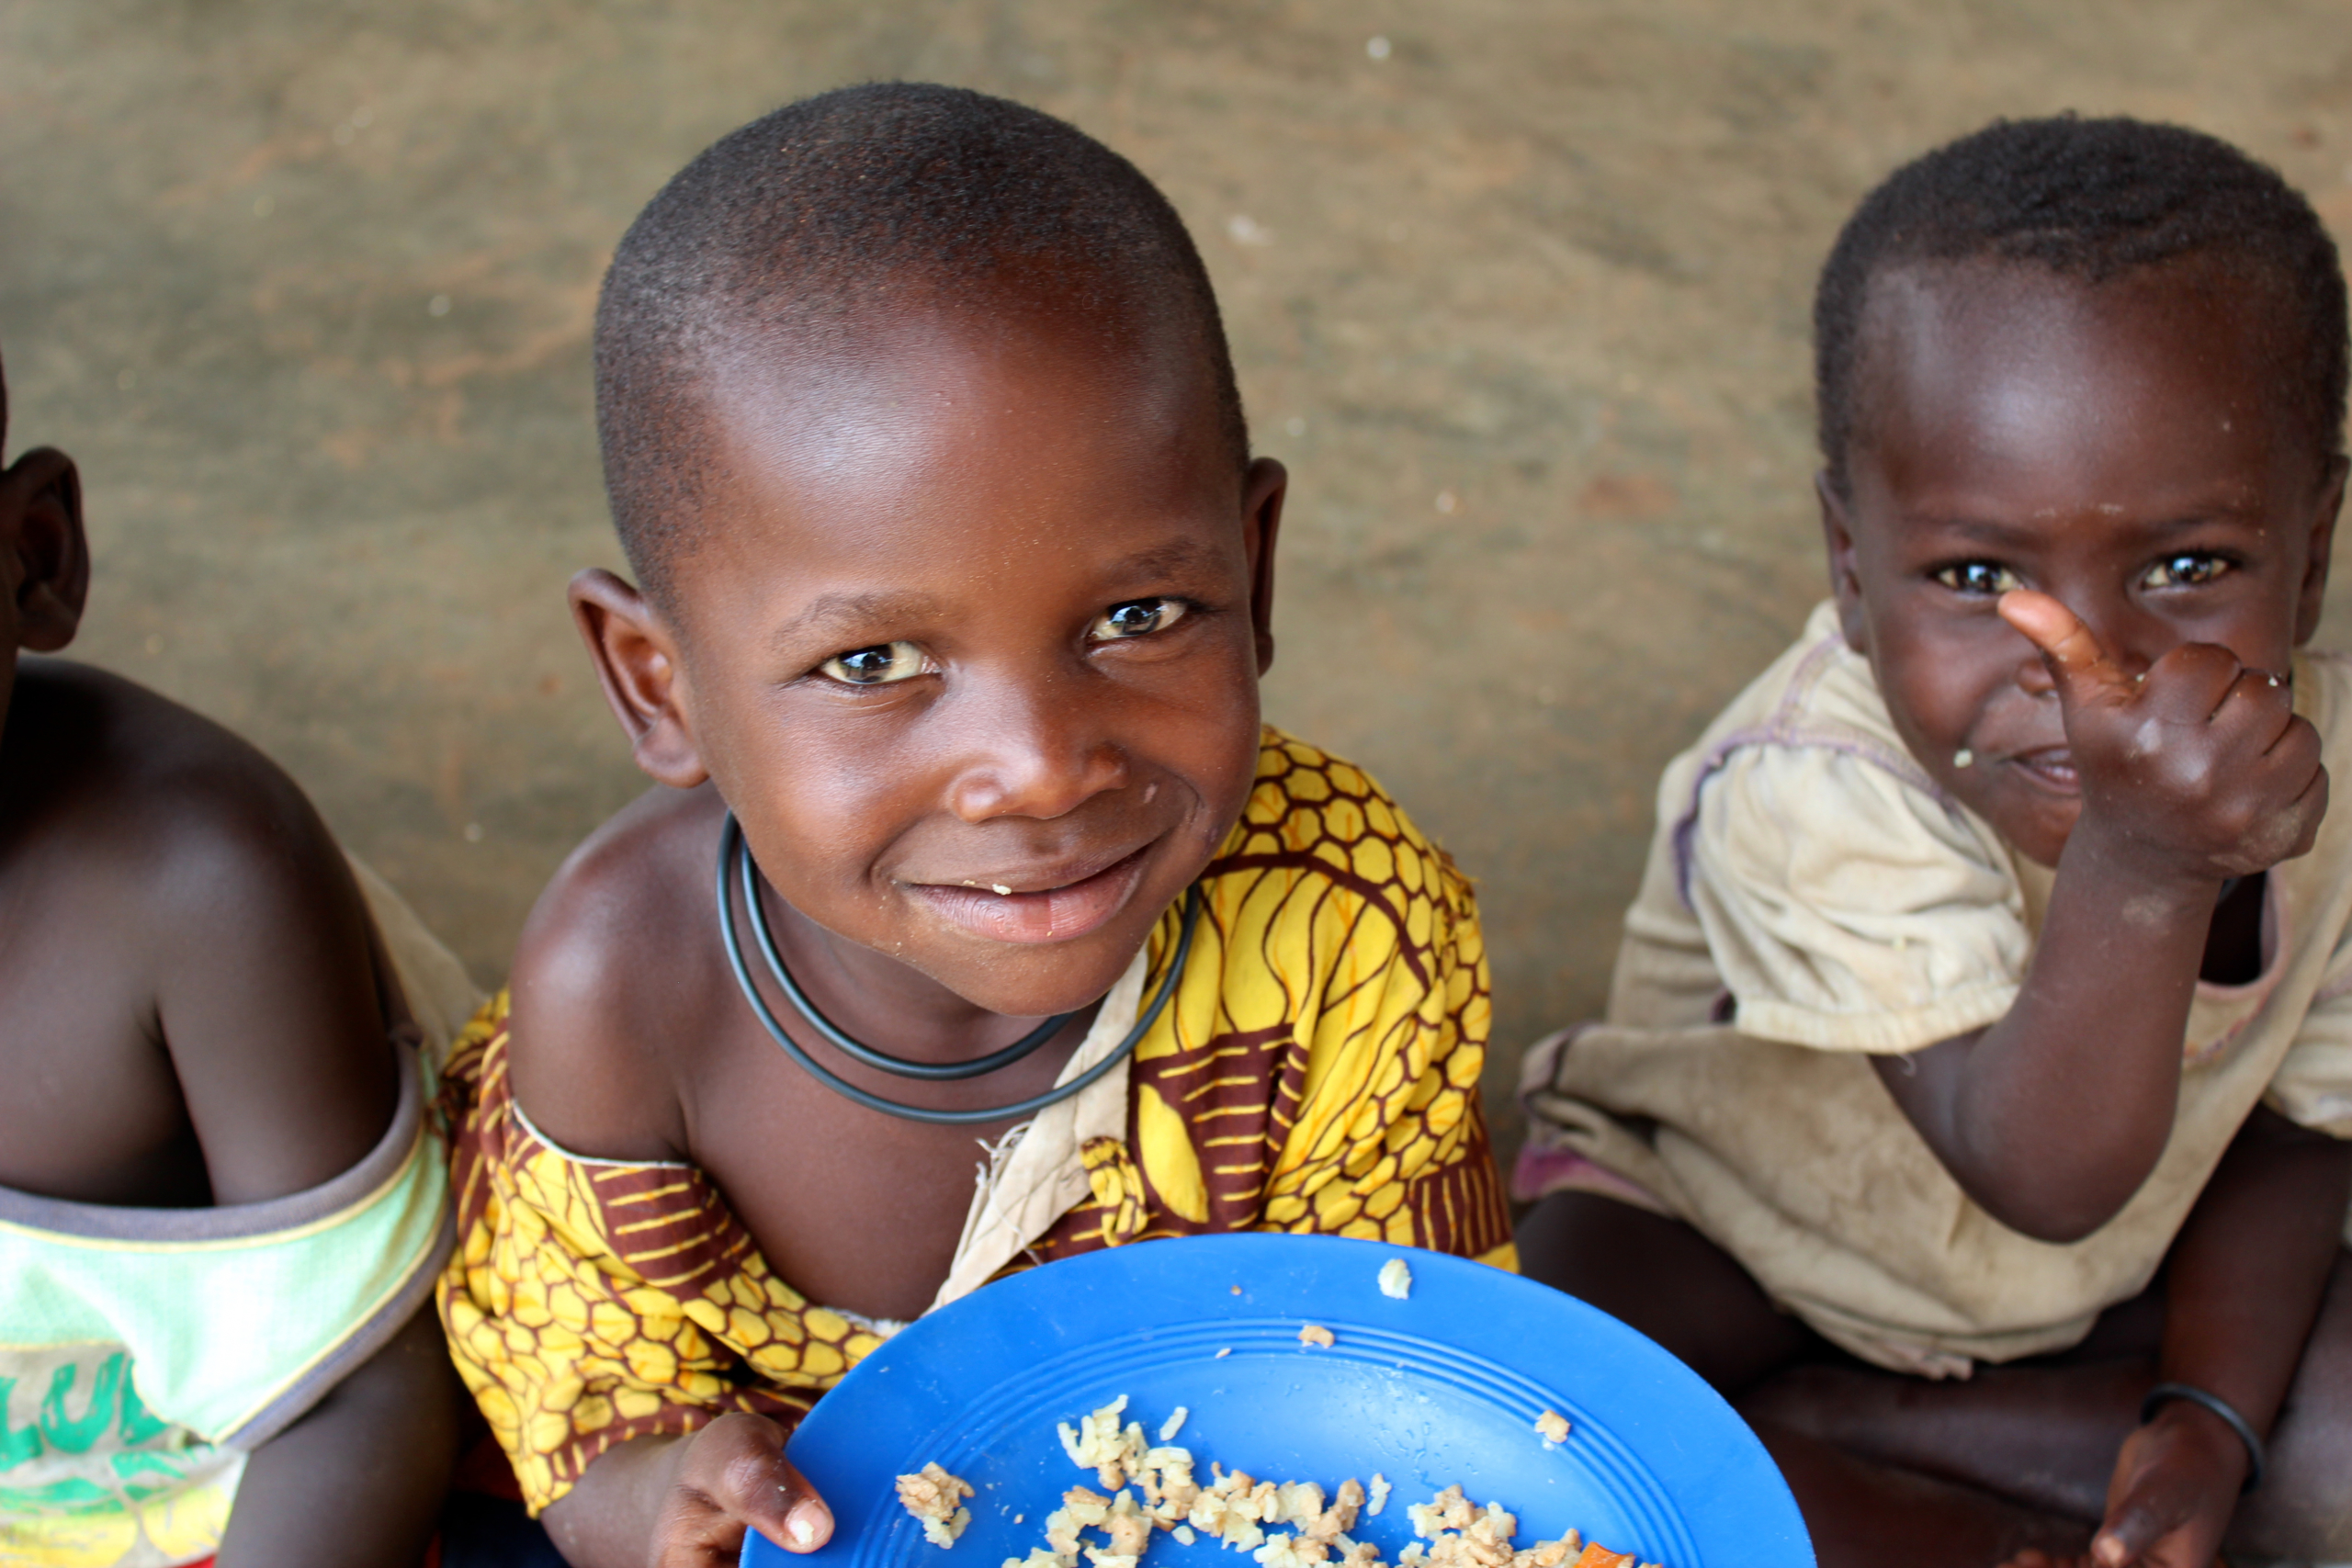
[435,729,1509,1515]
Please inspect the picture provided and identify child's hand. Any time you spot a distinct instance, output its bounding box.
[653,1413,833,1567]
[2080,1402,2244,1568]
[1998,589,2326,884]
[1995,1404,2242,1568]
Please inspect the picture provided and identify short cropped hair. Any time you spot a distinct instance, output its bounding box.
[594,83,1248,604]
[1815,114,2348,498]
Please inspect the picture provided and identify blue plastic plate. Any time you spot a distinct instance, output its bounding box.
[745,1234,1810,1568]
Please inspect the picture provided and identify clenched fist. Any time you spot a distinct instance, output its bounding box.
[1998,590,2327,885]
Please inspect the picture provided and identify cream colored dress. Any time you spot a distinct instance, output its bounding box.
[1521,602,2352,1376]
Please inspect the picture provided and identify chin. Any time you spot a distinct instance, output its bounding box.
[933,930,1153,1019]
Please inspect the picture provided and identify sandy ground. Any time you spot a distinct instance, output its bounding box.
[5,1,2351,1160]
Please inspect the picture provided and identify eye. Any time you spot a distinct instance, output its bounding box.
[2141,552,2233,589]
[818,641,928,685]
[1931,561,2023,596]
[1088,598,1189,642]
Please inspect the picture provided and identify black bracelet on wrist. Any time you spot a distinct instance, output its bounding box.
[2141,1382,2267,1495]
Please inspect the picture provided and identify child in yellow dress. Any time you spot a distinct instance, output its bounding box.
[435,83,1511,1567]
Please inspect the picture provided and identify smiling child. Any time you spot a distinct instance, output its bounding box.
[434,84,1510,1567]
[1517,118,2352,1566]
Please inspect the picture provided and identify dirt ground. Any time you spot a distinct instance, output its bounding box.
[6,1,2351,1160]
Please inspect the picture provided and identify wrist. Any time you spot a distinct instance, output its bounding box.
[2143,1382,2263,1494]
[2059,821,2228,908]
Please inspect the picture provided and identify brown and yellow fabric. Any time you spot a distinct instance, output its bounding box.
[437,728,1511,1515]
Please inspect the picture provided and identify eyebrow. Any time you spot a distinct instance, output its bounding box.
[766,535,1226,653]
[1102,536,1224,581]
[1903,506,2261,547]
[772,589,950,649]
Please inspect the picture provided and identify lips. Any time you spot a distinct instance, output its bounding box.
[2007,746,2079,793]
[907,843,1155,944]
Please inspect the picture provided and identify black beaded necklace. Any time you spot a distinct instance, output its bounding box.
[715,813,1202,1125]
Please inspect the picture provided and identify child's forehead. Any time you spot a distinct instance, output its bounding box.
[709,307,1223,504]
[1850,259,2312,525]
[662,308,1241,610]
[1864,262,2292,453]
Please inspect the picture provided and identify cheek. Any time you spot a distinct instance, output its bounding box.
[707,703,922,873]
[1866,608,2018,755]
[1148,642,1265,822]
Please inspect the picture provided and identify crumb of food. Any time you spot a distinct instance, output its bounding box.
[1297,1325,1336,1348]
[1058,1396,1150,1489]
[1215,1348,1232,1359]
[897,1462,976,1548]
[1012,1399,1650,1568]
[1534,1410,1571,1446]
[1159,1407,1188,1441]
[1377,1259,1412,1300]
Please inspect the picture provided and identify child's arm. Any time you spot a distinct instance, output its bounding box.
[1871,591,2326,1241]
[143,746,467,1565]
[541,1418,833,1568]
[2086,1106,2351,1567]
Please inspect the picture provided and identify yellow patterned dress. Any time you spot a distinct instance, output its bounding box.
[437,729,1512,1515]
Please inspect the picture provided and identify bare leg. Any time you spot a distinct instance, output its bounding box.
[1516,1190,1813,1395]
[1518,1191,2099,1567]
[1740,1359,2141,1523]
[1744,1251,2352,1561]
[1752,1423,2090,1568]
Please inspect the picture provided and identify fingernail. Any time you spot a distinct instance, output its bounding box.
[787,1501,828,1549]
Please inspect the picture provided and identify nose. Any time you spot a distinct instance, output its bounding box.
[942,668,1131,823]
[2013,589,2158,695]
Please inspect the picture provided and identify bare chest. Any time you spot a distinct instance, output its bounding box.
[685,1010,1092,1324]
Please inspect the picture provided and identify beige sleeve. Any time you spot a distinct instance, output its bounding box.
[1687,744,2030,1053]
[2268,968,2352,1140]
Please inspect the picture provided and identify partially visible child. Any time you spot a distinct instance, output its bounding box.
[0,346,476,1565]
[1518,118,2352,1567]
[434,84,1510,1568]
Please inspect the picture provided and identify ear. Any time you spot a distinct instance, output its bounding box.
[568,569,708,788]
[1816,468,1869,654]
[2292,455,2346,646]
[1,447,88,651]
[1240,457,1285,676]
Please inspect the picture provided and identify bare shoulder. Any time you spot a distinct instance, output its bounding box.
[0,660,392,1201]
[505,781,730,1162]
[7,659,365,951]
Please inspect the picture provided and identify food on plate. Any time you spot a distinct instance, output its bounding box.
[1533,1411,1570,1446]
[984,1398,1660,1568]
[1296,1325,1336,1348]
[1377,1259,1413,1300]
[1160,1408,1191,1442]
[897,1461,976,1547]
